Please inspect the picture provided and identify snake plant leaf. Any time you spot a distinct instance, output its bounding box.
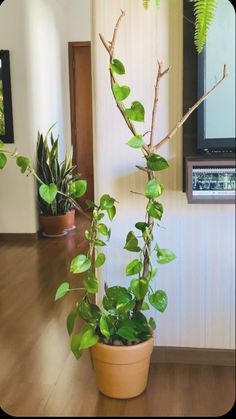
[55,282,70,301]
[0,153,7,169]
[70,255,91,273]
[125,101,145,122]
[110,58,126,75]
[112,83,131,102]
[16,156,30,174]
[39,183,58,204]
[127,135,144,148]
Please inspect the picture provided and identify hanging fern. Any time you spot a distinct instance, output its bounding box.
[193,0,217,53]
[143,0,151,10]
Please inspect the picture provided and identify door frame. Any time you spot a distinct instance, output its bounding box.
[68,41,91,166]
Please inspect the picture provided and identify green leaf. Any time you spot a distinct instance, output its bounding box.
[149,317,156,330]
[110,58,125,75]
[193,0,217,54]
[95,252,106,268]
[94,239,106,247]
[100,194,115,210]
[85,199,97,209]
[127,135,144,149]
[147,154,169,171]
[85,230,92,240]
[112,83,130,102]
[55,282,70,301]
[70,255,91,273]
[117,320,137,341]
[141,301,150,311]
[148,267,158,281]
[97,212,105,221]
[145,179,163,199]
[79,326,99,350]
[125,259,143,276]
[135,222,149,232]
[77,301,101,324]
[107,206,116,221]
[124,231,141,252]
[147,201,163,220]
[39,183,58,204]
[99,314,111,338]
[83,272,98,294]
[156,246,176,264]
[130,278,149,300]
[149,290,168,312]
[71,333,83,359]
[16,156,30,173]
[0,153,7,169]
[69,180,87,198]
[0,140,4,148]
[66,311,77,336]
[103,286,132,310]
[125,101,145,122]
[97,223,109,236]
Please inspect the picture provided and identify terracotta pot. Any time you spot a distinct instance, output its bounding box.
[39,214,68,236]
[91,337,154,399]
[65,210,76,231]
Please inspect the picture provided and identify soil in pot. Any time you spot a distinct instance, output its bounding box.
[90,337,154,399]
[39,214,68,237]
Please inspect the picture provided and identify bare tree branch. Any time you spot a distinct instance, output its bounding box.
[136,165,152,174]
[153,64,228,151]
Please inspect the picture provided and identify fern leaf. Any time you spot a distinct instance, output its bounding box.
[155,0,161,9]
[143,0,151,10]
[193,0,217,53]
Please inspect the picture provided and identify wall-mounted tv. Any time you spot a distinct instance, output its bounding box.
[0,50,14,143]
[197,0,235,153]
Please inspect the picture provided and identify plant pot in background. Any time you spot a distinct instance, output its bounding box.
[39,214,68,237]
[90,337,154,399]
[64,210,76,231]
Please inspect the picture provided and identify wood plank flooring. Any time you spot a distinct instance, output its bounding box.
[0,217,235,417]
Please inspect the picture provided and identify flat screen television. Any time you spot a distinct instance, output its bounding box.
[197,0,235,153]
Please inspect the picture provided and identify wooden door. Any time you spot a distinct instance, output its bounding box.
[69,42,94,208]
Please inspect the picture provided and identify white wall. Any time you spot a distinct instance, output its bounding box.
[0,0,91,233]
[92,0,235,349]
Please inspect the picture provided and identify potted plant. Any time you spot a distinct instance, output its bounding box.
[36,127,86,236]
[0,127,89,236]
[54,9,226,399]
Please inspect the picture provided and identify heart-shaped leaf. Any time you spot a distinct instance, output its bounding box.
[125,259,143,276]
[55,282,70,301]
[145,179,163,199]
[156,247,176,264]
[117,319,137,341]
[67,311,77,336]
[16,156,30,174]
[79,326,99,350]
[69,180,87,198]
[125,101,145,122]
[147,201,163,220]
[112,83,131,102]
[70,255,91,273]
[124,231,141,252]
[94,239,106,247]
[149,290,168,312]
[110,58,125,75]
[141,301,150,311]
[130,278,149,300]
[127,135,144,148]
[147,154,169,171]
[83,272,98,294]
[149,317,156,330]
[99,314,111,338]
[100,194,115,210]
[71,333,83,359]
[77,301,101,324]
[107,206,116,221]
[97,223,109,236]
[39,183,58,204]
[95,252,106,268]
[0,153,7,169]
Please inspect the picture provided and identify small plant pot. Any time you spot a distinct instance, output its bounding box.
[39,214,68,237]
[90,337,154,399]
[64,210,76,231]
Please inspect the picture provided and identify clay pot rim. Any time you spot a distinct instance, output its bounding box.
[39,213,68,219]
[94,336,154,351]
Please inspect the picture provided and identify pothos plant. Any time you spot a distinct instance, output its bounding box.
[0,127,89,218]
[54,10,226,358]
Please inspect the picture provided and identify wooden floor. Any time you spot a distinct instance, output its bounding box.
[0,217,235,417]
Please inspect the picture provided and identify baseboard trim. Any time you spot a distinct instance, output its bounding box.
[0,232,38,241]
[151,346,235,366]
